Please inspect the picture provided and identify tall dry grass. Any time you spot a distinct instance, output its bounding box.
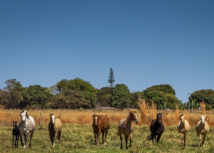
[0,101,214,126]
[138,99,214,127]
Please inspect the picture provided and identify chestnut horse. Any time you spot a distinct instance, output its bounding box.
[117,111,139,149]
[92,114,110,145]
[147,113,164,143]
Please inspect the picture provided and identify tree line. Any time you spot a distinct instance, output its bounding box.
[0,71,214,110]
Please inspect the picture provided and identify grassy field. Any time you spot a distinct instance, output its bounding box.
[1,123,214,153]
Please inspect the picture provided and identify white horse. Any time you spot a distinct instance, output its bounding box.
[18,110,36,149]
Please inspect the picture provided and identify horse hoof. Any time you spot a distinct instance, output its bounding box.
[23,145,26,149]
[104,142,106,145]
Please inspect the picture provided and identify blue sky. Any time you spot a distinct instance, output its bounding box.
[0,1,214,103]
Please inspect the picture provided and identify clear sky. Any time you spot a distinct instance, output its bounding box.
[0,1,214,103]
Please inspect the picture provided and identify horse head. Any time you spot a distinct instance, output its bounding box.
[20,110,28,123]
[157,113,162,123]
[92,113,99,126]
[180,114,185,124]
[13,121,17,129]
[201,115,206,125]
[50,114,55,124]
[130,110,139,124]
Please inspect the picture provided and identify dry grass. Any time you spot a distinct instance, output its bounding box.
[138,99,214,127]
[0,101,214,127]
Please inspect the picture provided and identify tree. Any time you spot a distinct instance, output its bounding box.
[109,84,130,110]
[108,68,115,88]
[96,87,114,107]
[129,92,139,109]
[21,85,52,108]
[50,89,91,109]
[141,84,180,109]
[189,89,214,108]
[1,79,23,108]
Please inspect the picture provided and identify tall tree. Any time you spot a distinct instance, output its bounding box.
[108,68,115,87]
[109,84,130,110]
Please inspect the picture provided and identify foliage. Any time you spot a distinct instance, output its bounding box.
[108,68,115,87]
[50,89,91,109]
[21,85,52,108]
[53,78,97,109]
[129,92,139,109]
[96,87,114,107]
[0,79,23,108]
[189,89,214,108]
[143,84,176,96]
[141,84,180,109]
[109,84,130,110]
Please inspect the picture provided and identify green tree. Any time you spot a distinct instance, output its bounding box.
[96,87,114,107]
[109,84,130,110]
[108,68,115,87]
[50,89,91,109]
[21,85,52,108]
[129,92,139,109]
[141,84,180,109]
[1,79,23,108]
[189,89,214,108]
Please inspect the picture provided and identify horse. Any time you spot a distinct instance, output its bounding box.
[117,110,139,149]
[48,114,62,147]
[147,113,164,143]
[12,121,20,147]
[18,110,36,149]
[177,114,190,147]
[92,113,110,145]
[195,115,209,147]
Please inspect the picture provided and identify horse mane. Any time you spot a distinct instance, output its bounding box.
[20,110,29,119]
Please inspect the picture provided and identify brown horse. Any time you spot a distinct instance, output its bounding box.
[117,111,139,149]
[48,114,62,147]
[92,114,110,145]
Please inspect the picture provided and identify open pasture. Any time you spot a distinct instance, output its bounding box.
[0,108,214,152]
[1,123,214,152]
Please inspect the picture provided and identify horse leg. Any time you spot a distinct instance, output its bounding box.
[19,132,23,146]
[23,133,28,149]
[58,130,61,142]
[120,134,123,149]
[156,134,162,142]
[29,132,34,148]
[199,134,202,147]
[104,130,108,145]
[94,131,97,144]
[96,129,101,145]
[129,133,132,147]
[202,134,206,147]
[180,133,183,146]
[152,134,155,143]
[183,133,187,147]
[125,135,128,149]
[53,131,57,147]
[12,135,14,147]
[16,134,19,147]
[102,131,104,144]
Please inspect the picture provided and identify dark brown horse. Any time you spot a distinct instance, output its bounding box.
[147,113,164,143]
[12,121,20,147]
[92,114,110,145]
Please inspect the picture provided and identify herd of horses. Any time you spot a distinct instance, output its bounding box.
[12,110,209,149]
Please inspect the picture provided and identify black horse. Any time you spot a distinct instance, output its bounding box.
[146,113,164,143]
[12,121,20,147]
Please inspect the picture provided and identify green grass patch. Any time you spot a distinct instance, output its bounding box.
[1,123,214,152]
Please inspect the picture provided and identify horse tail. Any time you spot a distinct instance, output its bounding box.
[146,134,152,141]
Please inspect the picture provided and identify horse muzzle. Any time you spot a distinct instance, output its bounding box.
[135,120,139,124]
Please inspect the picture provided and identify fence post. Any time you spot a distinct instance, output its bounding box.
[39,113,41,126]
